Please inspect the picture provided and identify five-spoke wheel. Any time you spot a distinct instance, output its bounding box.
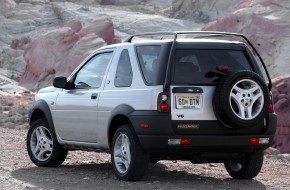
[230,79,264,120]
[213,71,269,128]
[27,119,68,167]
[30,126,53,162]
[113,133,132,174]
[111,125,148,181]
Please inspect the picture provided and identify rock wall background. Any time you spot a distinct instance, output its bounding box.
[19,16,115,89]
[0,0,290,153]
[202,0,290,79]
[272,75,290,153]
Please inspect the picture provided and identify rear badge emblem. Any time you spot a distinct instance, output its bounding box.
[177,114,184,118]
[177,124,200,129]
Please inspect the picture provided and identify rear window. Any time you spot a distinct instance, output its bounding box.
[174,49,253,85]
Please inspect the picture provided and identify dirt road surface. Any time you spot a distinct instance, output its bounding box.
[1,127,290,190]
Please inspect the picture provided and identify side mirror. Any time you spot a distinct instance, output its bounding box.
[53,77,67,88]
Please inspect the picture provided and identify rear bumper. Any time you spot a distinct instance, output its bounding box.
[138,135,274,153]
[130,111,277,154]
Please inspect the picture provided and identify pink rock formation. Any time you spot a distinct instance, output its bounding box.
[10,37,31,50]
[271,75,290,153]
[202,0,290,78]
[19,16,120,90]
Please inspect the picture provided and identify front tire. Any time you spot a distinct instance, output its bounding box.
[224,150,264,179]
[27,118,68,167]
[111,125,149,181]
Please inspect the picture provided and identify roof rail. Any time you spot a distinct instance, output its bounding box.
[124,32,177,43]
[124,31,272,90]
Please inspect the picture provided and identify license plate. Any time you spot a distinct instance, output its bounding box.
[175,94,202,109]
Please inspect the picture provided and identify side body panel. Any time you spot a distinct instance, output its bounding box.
[97,44,163,149]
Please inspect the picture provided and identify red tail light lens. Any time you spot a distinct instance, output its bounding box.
[180,138,192,145]
[268,95,274,112]
[268,104,273,112]
[250,138,259,145]
[160,102,169,112]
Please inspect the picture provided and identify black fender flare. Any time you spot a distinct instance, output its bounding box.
[29,100,57,139]
[107,104,135,146]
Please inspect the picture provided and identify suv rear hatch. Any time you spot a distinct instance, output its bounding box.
[170,42,266,135]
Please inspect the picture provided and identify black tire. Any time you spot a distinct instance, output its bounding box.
[213,70,270,128]
[224,150,264,179]
[111,125,149,181]
[27,118,68,167]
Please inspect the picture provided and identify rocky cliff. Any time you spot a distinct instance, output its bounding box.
[171,0,243,23]
[19,16,117,89]
[272,75,290,153]
[202,0,290,79]
[0,0,200,89]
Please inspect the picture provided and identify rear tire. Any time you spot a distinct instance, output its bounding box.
[111,125,149,181]
[27,118,68,167]
[224,150,264,179]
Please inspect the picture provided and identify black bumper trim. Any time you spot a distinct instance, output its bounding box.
[138,135,274,153]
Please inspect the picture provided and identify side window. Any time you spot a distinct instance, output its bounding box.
[136,45,161,84]
[74,52,113,88]
[114,49,133,87]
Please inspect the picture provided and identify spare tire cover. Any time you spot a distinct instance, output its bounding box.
[213,70,270,128]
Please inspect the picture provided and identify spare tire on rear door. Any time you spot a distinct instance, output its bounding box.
[213,70,270,128]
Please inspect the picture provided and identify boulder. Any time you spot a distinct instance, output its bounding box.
[0,0,16,16]
[171,0,242,23]
[202,0,290,78]
[10,36,31,50]
[271,75,290,153]
[19,16,117,90]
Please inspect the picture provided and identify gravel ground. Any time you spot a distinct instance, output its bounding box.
[0,127,290,190]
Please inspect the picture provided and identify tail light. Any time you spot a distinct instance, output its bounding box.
[168,138,192,145]
[250,137,269,145]
[158,92,171,112]
[160,102,169,112]
[268,94,274,112]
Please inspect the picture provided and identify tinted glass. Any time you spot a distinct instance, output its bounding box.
[114,49,133,87]
[174,49,252,84]
[74,52,113,88]
[136,46,161,84]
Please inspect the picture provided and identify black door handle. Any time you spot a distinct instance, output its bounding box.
[91,93,98,100]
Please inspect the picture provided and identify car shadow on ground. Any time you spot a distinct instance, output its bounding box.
[12,162,266,190]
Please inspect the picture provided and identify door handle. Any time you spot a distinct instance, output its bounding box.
[91,93,98,100]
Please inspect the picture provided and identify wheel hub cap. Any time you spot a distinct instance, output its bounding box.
[30,126,53,161]
[114,134,131,174]
[230,79,264,120]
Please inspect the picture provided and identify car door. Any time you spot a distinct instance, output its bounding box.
[53,50,114,143]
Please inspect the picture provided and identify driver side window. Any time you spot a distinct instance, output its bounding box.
[74,52,113,88]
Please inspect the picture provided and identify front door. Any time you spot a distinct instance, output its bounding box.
[53,51,113,143]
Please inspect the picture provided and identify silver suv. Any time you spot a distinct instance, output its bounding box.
[27,31,277,181]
